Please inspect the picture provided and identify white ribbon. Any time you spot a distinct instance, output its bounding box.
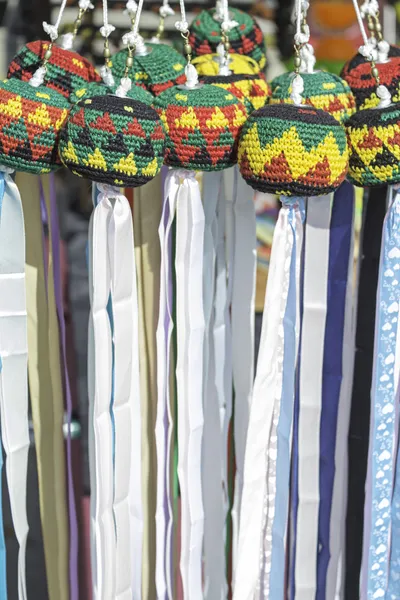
[88,192,116,600]
[173,170,205,600]
[295,195,333,600]
[231,168,257,574]
[201,171,226,599]
[234,197,303,600]
[0,172,29,600]
[155,172,178,600]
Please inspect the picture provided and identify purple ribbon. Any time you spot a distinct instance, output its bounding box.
[41,174,79,599]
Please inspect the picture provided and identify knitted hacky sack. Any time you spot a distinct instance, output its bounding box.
[154,84,247,171]
[342,58,400,110]
[59,94,165,187]
[346,103,400,187]
[189,7,266,69]
[200,73,270,113]
[341,45,400,79]
[0,78,69,174]
[269,71,356,123]
[238,103,349,196]
[192,52,261,76]
[7,41,101,99]
[70,80,154,105]
[111,43,186,96]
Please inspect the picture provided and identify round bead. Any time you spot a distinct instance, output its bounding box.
[104,47,111,59]
[76,17,82,27]
[346,104,400,187]
[238,103,349,196]
[44,49,52,61]
[294,55,301,68]
[184,43,192,56]
[126,55,134,67]
[269,71,356,123]
[0,78,70,174]
[371,66,379,79]
[7,40,100,98]
[375,22,382,33]
[60,94,165,187]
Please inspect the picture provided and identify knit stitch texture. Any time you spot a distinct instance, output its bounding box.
[59,94,165,187]
[0,78,70,173]
[69,80,154,105]
[200,73,270,113]
[238,103,349,195]
[342,57,400,110]
[154,83,247,171]
[341,45,400,79]
[8,41,100,99]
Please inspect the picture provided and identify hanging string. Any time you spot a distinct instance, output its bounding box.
[122,0,147,57]
[61,0,95,50]
[30,0,69,86]
[100,0,115,85]
[175,0,199,87]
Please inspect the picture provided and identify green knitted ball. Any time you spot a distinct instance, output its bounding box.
[154,83,247,171]
[0,78,70,174]
[238,103,349,196]
[111,43,186,95]
[69,80,154,105]
[269,71,356,123]
[59,94,166,187]
[189,8,266,69]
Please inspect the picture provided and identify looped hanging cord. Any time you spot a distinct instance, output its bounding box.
[291,0,305,104]
[351,0,391,106]
[122,0,147,56]
[99,0,116,86]
[30,0,68,86]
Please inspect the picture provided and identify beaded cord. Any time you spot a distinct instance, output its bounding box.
[343,57,400,110]
[189,7,266,69]
[153,83,247,171]
[7,40,100,99]
[69,80,154,105]
[270,71,356,124]
[192,52,261,76]
[111,43,186,95]
[341,45,400,79]
[59,94,165,187]
[0,78,70,173]
[346,104,400,187]
[238,103,349,196]
[200,73,270,113]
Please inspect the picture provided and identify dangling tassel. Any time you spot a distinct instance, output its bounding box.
[230,166,257,575]
[324,182,357,600]
[291,194,333,600]
[360,185,400,600]
[200,171,226,599]
[88,186,116,600]
[234,196,304,600]
[0,169,30,600]
[166,169,205,600]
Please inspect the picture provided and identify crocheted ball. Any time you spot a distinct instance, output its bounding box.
[7,41,100,99]
[59,94,165,187]
[238,104,349,196]
[269,71,356,123]
[0,78,69,174]
[69,80,154,105]
[200,74,270,113]
[341,45,400,79]
[154,84,247,171]
[346,104,400,187]
[189,8,266,69]
[111,43,186,96]
[192,53,261,76]
[342,57,400,110]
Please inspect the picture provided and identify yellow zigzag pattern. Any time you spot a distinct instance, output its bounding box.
[239,123,348,184]
[270,93,354,121]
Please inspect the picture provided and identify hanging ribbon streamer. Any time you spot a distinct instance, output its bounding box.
[202,173,230,600]
[43,174,77,600]
[230,167,257,575]
[0,170,30,600]
[292,195,332,600]
[316,182,355,600]
[360,185,400,600]
[325,183,357,600]
[168,169,205,600]
[88,190,116,600]
[233,196,304,600]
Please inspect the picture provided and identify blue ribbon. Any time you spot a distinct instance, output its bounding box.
[317,181,354,598]
[0,172,8,600]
